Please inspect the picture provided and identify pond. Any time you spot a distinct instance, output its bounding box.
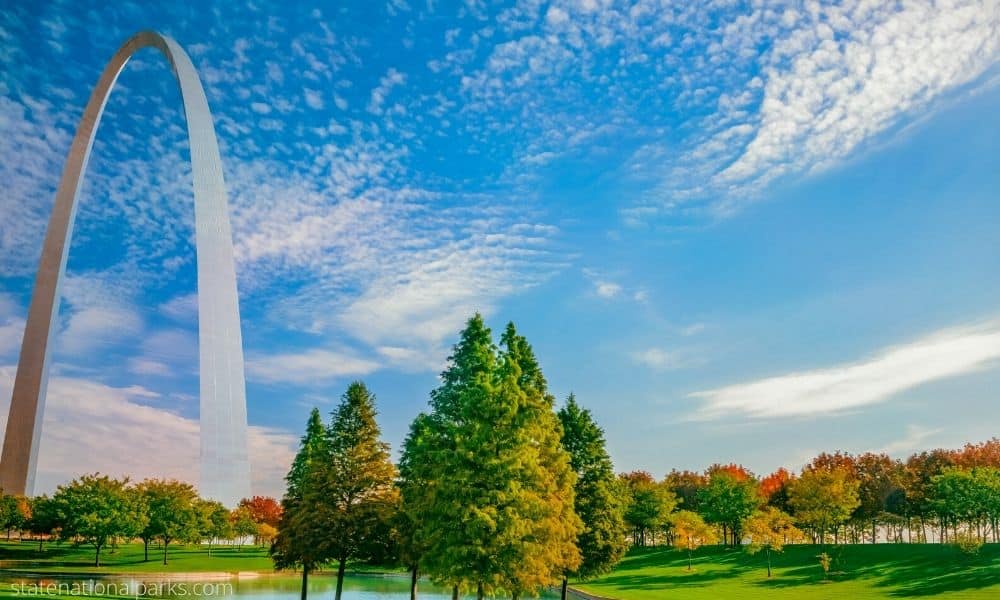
[0,574,561,600]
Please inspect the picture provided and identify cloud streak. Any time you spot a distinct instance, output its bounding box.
[691,321,1000,419]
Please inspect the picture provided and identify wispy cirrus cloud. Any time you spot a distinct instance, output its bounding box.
[246,348,380,385]
[691,320,1000,420]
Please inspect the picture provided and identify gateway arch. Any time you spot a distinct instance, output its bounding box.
[0,31,250,506]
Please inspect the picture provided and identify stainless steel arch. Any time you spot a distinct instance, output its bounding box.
[0,31,250,506]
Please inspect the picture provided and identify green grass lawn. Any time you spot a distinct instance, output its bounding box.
[0,540,275,573]
[0,540,407,577]
[573,544,1000,599]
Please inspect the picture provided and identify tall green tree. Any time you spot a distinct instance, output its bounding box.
[310,382,398,600]
[137,479,199,565]
[416,315,581,599]
[196,499,233,556]
[620,471,676,547]
[273,408,330,600]
[696,471,761,546]
[557,394,628,598]
[24,495,60,551]
[51,474,146,567]
[397,412,437,600]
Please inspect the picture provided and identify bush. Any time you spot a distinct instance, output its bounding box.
[952,532,984,556]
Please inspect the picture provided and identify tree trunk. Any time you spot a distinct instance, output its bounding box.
[410,566,418,600]
[451,585,458,600]
[94,544,102,567]
[476,582,484,600]
[561,577,568,600]
[163,540,170,565]
[301,566,308,600]
[38,537,44,552]
[335,556,346,600]
[144,539,149,562]
[687,549,692,571]
[766,548,771,577]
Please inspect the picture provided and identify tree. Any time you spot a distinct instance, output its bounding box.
[196,499,233,556]
[273,408,330,600]
[310,382,398,600]
[414,316,581,599]
[696,471,760,546]
[231,505,258,549]
[51,474,146,567]
[854,453,904,543]
[620,471,676,547]
[238,496,283,527]
[397,412,436,600]
[664,470,707,513]
[743,507,803,577]
[788,467,859,544]
[24,495,60,551]
[137,479,199,565]
[557,394,629,598]
[669,510,717,571]
[760,468,794,514]
[256,523,278,547]
[0,493,27,540]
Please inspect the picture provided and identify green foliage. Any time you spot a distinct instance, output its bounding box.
[275,382,399,600]
[272,409,329,575]
[50,474,147,566]
[620,471,677,546]
[743,507,803,577]
[231,505,258,548]
[408,315,582,597]
[558,394,629,579]
[195,499,233,554]
[696,471,760,545]
[135,479,199,564]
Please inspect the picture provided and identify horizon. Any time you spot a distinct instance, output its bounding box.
[0,0,998,498]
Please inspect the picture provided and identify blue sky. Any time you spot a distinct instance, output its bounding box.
[0,0,997,497]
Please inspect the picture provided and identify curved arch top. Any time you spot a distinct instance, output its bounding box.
[0,31,250,506]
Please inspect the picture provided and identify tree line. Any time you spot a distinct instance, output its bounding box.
[619,438,999,552]
[0,480,282,567]
[2,314,996,596]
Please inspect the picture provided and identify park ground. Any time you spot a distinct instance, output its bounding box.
[573,544,1000,600]
[1,541,998,599]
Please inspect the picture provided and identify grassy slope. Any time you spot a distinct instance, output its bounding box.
[574,544,1000,600]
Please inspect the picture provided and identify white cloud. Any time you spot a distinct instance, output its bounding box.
[691,320,1000,420]
[246,348,380,385]
[57,305,143,355]
[632,347,686,371]
[367,68,406,115]
[127,358,172,377]
[158,293,198,323]
[303,88,324,110]
[0,366,297,498]
[595,281,622,298]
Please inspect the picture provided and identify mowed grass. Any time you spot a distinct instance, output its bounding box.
[573,544,1000,600]
[0,541,274,573]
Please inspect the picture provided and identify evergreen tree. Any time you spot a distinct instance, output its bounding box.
[398,412,437,600]
[311,382,398,600]
[557,394,629,598]
[416,315,581,599]
[272,408,331,600]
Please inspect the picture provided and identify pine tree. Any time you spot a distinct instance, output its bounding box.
[415,315,581,598]
[312,382,398,600]
[557,394,629,597]
[272,408,330,600]
[499,323,582,597]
